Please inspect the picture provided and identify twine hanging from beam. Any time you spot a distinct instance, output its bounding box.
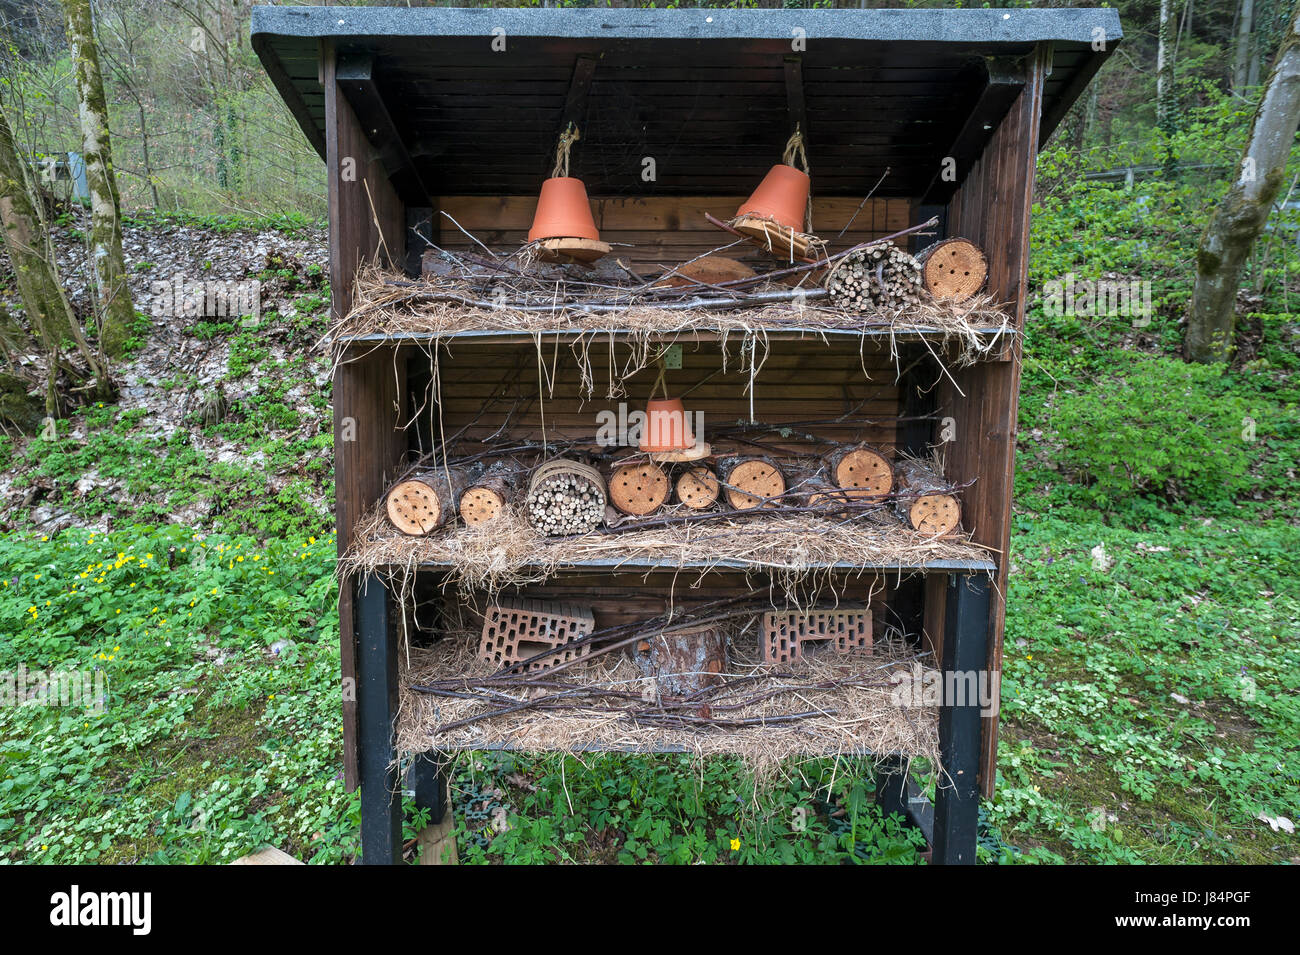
[551,123,580,178]
[782,124,813,234]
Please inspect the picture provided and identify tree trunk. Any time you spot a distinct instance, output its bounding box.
[1234,0,1256,91]
[0,105,108,411]
[1188,0,1300,363]
[1157,0,1179,162]
[60,0,135,358]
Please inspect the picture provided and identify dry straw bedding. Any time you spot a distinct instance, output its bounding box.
[329,270,1015,374]
[342,501,992,595]
[394,632,942,775]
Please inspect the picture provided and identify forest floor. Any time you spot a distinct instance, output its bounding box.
[0,211,1296,864]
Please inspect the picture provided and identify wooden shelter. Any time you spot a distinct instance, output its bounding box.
[253,5,1120,865]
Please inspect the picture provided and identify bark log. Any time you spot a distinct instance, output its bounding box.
[386,468,468,535]
[1188,0,1300,363]
[719,455,787,510]
[60,0,135,357]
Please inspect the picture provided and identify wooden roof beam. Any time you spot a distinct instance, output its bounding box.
[335,52,432,206]
[921,56,1027,205]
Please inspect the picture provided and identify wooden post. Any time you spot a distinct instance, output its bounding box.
[932,572,991,865]
[357,576,402,865]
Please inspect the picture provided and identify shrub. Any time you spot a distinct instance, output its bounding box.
[1045,357,1253,507]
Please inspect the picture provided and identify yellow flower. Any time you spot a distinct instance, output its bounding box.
[1026,654,1033,661]
[236,556,244,563]
[729,838,740,851]
[41,535,48,542]
[34,574,40,580]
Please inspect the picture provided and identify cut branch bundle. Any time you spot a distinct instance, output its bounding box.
[825,241,923,309]
[526,458,606,536]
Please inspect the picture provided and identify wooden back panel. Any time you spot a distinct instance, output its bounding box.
[436,195,910,272]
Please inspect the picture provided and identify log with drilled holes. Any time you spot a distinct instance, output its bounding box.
[916,237,988,302]
[827,445,894,498]
[825,241,923,309]
[526,458,606,536]
[720,455,787,510]
[607,459,671,516]
[893,457,962,537]
[458,465,516,527]
[675,465,720,510]
[385,468,467,535]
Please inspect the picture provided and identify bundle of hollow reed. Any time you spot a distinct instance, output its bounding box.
[394,632,941,776]
[825,242,924,309]
[343,497,991,596]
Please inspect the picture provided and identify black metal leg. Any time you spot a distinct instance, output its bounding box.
[406,751,449,824]
[357,575,402,865]
[932,571,991,865]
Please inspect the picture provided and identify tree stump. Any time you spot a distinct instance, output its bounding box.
[827,445,893,497]
[526,458,606,536]
[894,458,961,537]
[636,624,728,697]
[607,460,670,516]
[675,466,720,510]
[720,456,786,510]
[917,237,988,302]
[386,468,467,536]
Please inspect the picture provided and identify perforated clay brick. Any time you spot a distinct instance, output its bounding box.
[761,608,872,664]
[479,598,596,672]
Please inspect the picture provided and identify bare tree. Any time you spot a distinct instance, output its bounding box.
[59,0,134,356]
[1187,0,1300,362]
[0,104,110,412]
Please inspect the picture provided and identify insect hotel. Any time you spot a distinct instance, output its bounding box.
[253,5,1120,864]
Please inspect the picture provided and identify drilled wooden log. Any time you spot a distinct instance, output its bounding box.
[459,469,516,527]
[675,465,720,510]
[635,624,729,697]
[720,455,787,510]
[386,468,468,536]
[653,255,756,289]
[893,458,961,537]
[607,459,670,516]
[827,445,893,497]
[916,237,988,302]
[526,458,606,536]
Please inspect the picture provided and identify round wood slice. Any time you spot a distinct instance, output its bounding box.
[609,461,670,516]
[535,237,612,265]
[919,238,988,302]
[387,477,453,535]
[676,466,720,509]
[831,447,893,497]
[909,494,961,536]
[731,215,817,262]
[724,458,786,510]
[460,486,506,526]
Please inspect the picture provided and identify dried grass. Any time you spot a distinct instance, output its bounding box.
[343,501,992,596]
[327,268,1014,390]
[395,630,941,778]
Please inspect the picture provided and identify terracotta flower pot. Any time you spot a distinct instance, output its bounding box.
[528,177,600,242]
[735,164,810,233]
[639,397,694,453]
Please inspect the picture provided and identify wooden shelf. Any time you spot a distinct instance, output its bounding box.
[330,323,1015,348]
[404,554,995,574]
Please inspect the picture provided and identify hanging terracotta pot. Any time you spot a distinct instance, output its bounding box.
[528,176,600,242]
[639,397,694,454]
[735,164,810,233]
